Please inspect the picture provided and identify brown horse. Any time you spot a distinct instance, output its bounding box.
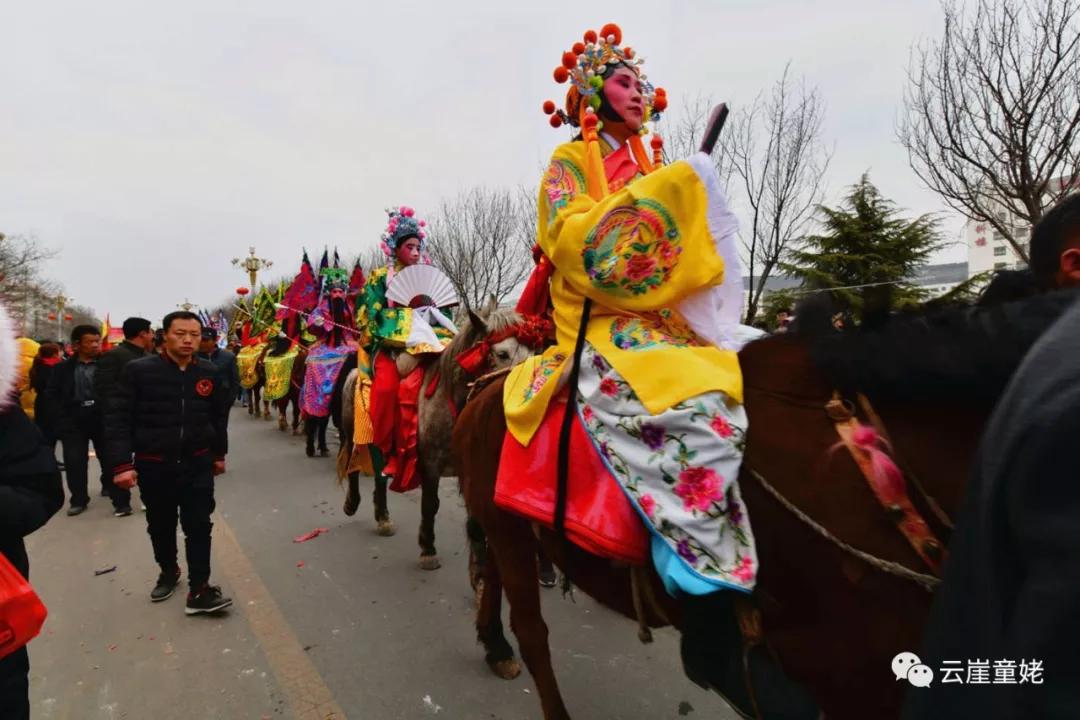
[335,302,536,568]
[453,291,1078,719]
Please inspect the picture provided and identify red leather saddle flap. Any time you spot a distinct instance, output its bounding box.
[495,398,650,566]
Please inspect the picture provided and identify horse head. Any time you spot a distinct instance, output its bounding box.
[439,300,549,408]
[465,306,534,371]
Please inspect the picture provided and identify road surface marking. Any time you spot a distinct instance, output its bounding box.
[216,516,347,720]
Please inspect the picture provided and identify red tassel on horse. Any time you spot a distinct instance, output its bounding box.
[456,342,491,376]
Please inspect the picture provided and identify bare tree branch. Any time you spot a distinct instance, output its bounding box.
[666,67,831,323]
[899,0,1080,262]
[427,186,535,309]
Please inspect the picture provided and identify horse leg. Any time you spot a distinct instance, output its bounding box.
[418,472,441,570]
[304,417,316,457]
[537,544,557,589]
[291,396,302,435]
[318,417,330,456]
[487,513,570,720]
[373,469,395,536]
[467,516,520,680]
[276,399,287,431]
[343,471,361,516]
[263,392,271,420]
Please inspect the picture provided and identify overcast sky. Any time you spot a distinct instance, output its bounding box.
[2,0,967,324]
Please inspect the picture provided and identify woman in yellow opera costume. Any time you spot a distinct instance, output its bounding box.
[500,23,765,598]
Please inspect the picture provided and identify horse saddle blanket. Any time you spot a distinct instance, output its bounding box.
[237,343,265,390]
[262,348,299,402]
[300,344,353,418]
[495,393,649,566]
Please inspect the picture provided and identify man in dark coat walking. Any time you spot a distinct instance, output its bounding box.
[105,311,233,615]
[44,324,104,515]
[93,317,153,516]
[0,307,65,720]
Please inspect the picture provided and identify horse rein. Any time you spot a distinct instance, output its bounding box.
[741,385,949,591]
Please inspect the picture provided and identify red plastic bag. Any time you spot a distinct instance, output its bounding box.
[0,552,47,659]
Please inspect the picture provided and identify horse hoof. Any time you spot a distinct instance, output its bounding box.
[305,447,315,458]
[375,520,396,537]
[292,429,302,436]
[319,448,330,457]
[343,494,360,517]
[419,555,441,571]
[538,568,558,589]
[489,658,521,681]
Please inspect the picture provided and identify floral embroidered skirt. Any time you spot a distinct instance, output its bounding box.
[577,344,757,595]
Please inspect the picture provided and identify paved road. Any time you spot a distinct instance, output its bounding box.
[26,410,737,720]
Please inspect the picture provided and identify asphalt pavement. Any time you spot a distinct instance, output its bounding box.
[25,408,737,720]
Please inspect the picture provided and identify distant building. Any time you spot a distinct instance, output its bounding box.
[912,262,969,298]
[964,214,1029,277]
[742,261,970,319]
[964,175,1078,278]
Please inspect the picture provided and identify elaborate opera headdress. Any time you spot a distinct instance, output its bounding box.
[542,23,668,200]
[380,206,430,264]
[320,266,351,294]
[307,248,357,347]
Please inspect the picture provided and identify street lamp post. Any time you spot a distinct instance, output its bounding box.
[55,294,71,343]
[231,246,273,294]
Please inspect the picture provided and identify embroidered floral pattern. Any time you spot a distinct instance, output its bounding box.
[522,353,567,402]
[674,467,725,512]
[610,310,703,351]
[543,158,585,223]
[576,344,756,589]
[581,199,682,297]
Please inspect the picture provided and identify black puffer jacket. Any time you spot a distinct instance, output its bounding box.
[104,353,230,471]
[0,405,63,579]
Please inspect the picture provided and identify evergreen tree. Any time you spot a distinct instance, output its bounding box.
[783,174,946,314]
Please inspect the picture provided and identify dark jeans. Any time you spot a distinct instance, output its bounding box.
[60,422,109,508]
[0,646,29,720]
[137,459,216,588]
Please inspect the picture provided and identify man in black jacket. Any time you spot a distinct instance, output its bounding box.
[1,309,65,720]
[105,311,233,615]
[93,317,153,517]
[44,324,104,516]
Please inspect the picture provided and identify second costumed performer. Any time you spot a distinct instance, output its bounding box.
[358,207,455,493]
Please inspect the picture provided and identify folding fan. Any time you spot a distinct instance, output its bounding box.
[386,265,459,309]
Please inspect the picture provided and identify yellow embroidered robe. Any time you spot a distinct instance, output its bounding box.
[504,139,745,444]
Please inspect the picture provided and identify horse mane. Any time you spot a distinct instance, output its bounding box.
[800,288,1080,402]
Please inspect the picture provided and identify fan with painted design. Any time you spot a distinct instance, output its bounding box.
[386,265,459,309]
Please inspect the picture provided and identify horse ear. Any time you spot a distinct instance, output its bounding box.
[485,294,498,314]
[468,308,489,336]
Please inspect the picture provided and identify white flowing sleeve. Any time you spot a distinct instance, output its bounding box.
[676,152,761,351]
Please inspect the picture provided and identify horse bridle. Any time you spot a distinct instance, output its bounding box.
[741,386,953,591]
